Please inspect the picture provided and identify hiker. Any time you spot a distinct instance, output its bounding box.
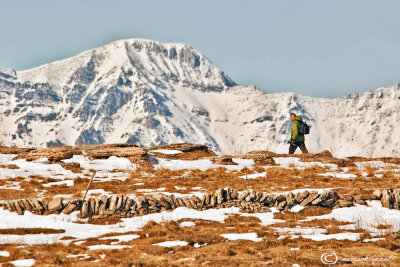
[289,112,309,154]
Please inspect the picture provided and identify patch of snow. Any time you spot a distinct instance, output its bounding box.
[0,207,243,244]
[0,234,65,245]
[153,240,188,247]
[174,186,187,190]
[0,181,21,190]
[88,244,132,250]
[42,180,74,187]
[10,259,36,267]
[221,233,262,242]
[154,158,214,171]
[150,149,183,155]
[100,234,140,244]
[63,155,136,171]
[273,157,329,169]
[179,221,196,227]
[137,188,165,193]
[0,251,10,257]
[241,210,285,226]
[289,205,305,213]
[82,189,112,197]
[230,158,255,170]
[354,161,397,170]
[362,238,386,243]
[66,254,90,259]
[153,158,254,171]
[304,201,400,233]
[53,194,73,199]
[0,158,79,180]
[274,227,327,235]
[194,243,207,248]
[93,171,131,182]
[0,154,18,163]
[239,172,266,179]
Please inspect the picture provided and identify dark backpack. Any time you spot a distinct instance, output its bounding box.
[298,121,310,135]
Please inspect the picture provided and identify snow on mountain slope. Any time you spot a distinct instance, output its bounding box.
[0,39,399,157]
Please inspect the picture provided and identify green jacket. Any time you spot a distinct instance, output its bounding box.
[291,116,305,142]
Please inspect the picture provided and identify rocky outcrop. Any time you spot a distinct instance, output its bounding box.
[77,143,148,163]
[12,143,148,164]
[15,146,75,162]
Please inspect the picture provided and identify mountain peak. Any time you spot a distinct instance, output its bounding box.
[16,39,236,90]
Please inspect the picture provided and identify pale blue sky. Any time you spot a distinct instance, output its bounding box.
[1,0,400,98]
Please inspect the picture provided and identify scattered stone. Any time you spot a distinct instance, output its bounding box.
[229,189,238,200]
[392,232,400,239]
[276,201,287,211]
[381,189,394,209]
[81,201,89,218]
[5,201,14,212]
[183,198,192,208]
[339,194,354,202]
[176,198,185,207]
[238,190,250,201]
[336,200,354,208]
[210,195,217,207]
[300,192,319,207]
[31,199,45,214]
[255,192,263,202]
[311,191,338,206]
[245,190,257,202]
[22,199,33,212]
[215,188,226,204]
[191,196,201,207]
[48,198,63,212]
[13,200,24,215]
[393,189,400,210]
[62,203,77,214]
[294,191,309,203]
[373,189,382,199]
[211,156,238,165]
[284,193,296,209]
[5,187,400,219]
[109,195,118,211]
[116,195,124,211]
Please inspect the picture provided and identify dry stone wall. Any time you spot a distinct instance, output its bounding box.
[1,188,398,219]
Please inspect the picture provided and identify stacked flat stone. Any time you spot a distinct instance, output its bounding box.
[0,188,397,219]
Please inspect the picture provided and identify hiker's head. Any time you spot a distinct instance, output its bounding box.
[290,113,296,121]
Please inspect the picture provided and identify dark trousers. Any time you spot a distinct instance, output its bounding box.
[289,141,309,154]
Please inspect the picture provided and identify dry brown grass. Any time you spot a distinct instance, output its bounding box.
[0,228,65,235]
[1,217,397,266]
[0,155,398,202]
[0,164,18,169]
[2,146,400,265]
[376,224,393,230]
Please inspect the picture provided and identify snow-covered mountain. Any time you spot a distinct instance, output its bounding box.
[0,39,399,157]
